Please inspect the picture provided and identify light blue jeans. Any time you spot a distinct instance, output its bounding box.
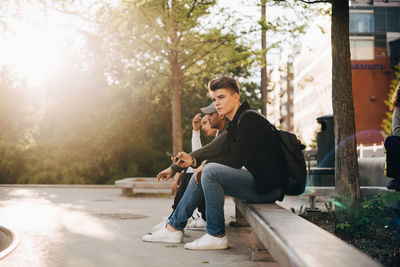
[168,163,283,236]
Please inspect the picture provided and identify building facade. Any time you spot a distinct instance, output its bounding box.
[349,0,400,144]
[292,22,332,146]
[291,0,400,147]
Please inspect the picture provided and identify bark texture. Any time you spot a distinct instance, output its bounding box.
[171,51,183,154]
[331,0,360,218]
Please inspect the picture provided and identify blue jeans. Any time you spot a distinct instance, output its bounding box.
[168,163,283,236]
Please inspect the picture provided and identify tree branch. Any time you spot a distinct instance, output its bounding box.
[135,35,169,58]
[181,42,227,70]
[179,37,227,65]
[186,0,199,18]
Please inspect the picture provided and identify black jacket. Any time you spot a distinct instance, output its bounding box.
[186,102,287,194]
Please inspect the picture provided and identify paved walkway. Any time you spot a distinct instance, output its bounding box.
[0,186,287,267]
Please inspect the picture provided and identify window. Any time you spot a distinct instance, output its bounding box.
[350,38,374,60]
[350,13,373,34]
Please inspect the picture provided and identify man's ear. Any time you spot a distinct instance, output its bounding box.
[233,92,240,104]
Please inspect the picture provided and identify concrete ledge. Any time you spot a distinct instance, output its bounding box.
[0,184,116,188]
[115,177,172,196]
[0,225,19,260]
[234,199,381,267]
[303,186,390,197]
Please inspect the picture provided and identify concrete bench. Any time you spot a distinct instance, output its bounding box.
[233,198,381,267]
[115,177,172,196]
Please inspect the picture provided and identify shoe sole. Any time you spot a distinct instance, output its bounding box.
[142,234,183,243]
[184,245,228,250]
[186,227,206,231]
[143,238,182,243]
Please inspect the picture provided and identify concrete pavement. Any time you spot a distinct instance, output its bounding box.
[0,186,281,267]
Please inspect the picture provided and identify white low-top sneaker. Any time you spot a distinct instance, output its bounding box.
[142,227,183,243]
[184,233,228,250]
[186,216,206,231]
[150,216,168,233]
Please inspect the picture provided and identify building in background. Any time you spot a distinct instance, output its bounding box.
[290,0,400,147]
[292,22,332,146]
[350,0,400,144]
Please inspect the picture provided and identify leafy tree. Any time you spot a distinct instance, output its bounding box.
[0,69,31,183]
[99,0,257,154]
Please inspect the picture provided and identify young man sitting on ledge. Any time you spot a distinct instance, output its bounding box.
[142,76,287,250]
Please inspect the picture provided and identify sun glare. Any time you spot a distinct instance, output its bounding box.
[1,27,65,87]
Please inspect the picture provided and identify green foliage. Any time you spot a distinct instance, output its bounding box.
[336,221,350,231]
[381,63,400,137]
[324,200,334,219]
[335,192,400,238]
[291,204,305,215]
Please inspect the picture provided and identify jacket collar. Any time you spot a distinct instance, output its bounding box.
[230,101,251,125]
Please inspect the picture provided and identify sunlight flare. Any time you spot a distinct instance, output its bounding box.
[1,27,65,87]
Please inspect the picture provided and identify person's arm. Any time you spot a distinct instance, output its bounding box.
[171,172,182,192]
[191,113,202,151]
[170,130,228,173]
[191,130,202,151]
[392,107,400,137]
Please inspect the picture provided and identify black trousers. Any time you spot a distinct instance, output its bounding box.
[169,170,206,220]
[385,135,400,178]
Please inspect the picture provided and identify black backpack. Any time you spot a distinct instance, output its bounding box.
[272,126,307,195]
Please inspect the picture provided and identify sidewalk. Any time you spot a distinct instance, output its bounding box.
[0,186,280,267]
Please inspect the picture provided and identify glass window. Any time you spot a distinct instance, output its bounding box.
[350,13,373,34]
[374,7,386,33]
[387,7,400,32]
[350,39,374,60]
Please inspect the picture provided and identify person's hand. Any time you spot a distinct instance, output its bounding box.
[171,172,182,192]
[192,113,202,131]
[157,167,174,182]
[194,160,207,184]
[174,152,194,168]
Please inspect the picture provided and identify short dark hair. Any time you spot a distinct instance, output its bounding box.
[207,76,239,94]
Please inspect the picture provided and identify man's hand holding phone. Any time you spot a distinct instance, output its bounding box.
[166,151,194,168]
[174,152,194,168]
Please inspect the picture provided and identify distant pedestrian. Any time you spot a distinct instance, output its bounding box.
[385,83,400,191]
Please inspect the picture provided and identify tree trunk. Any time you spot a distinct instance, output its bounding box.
[171,52,183,154]
[331,0,360,220]
[261,0,267,116]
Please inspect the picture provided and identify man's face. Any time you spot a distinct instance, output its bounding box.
[210,88,238,117]
[201,115,217,136]
[209,111,223,129]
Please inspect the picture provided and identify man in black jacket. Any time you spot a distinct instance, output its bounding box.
[143,76,286,250]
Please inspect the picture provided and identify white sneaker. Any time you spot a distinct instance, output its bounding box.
[142,227,183,243]
[186,216,206,231]
[184,233,228,250]
[187,211,200,224]
[151,216,168,233]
